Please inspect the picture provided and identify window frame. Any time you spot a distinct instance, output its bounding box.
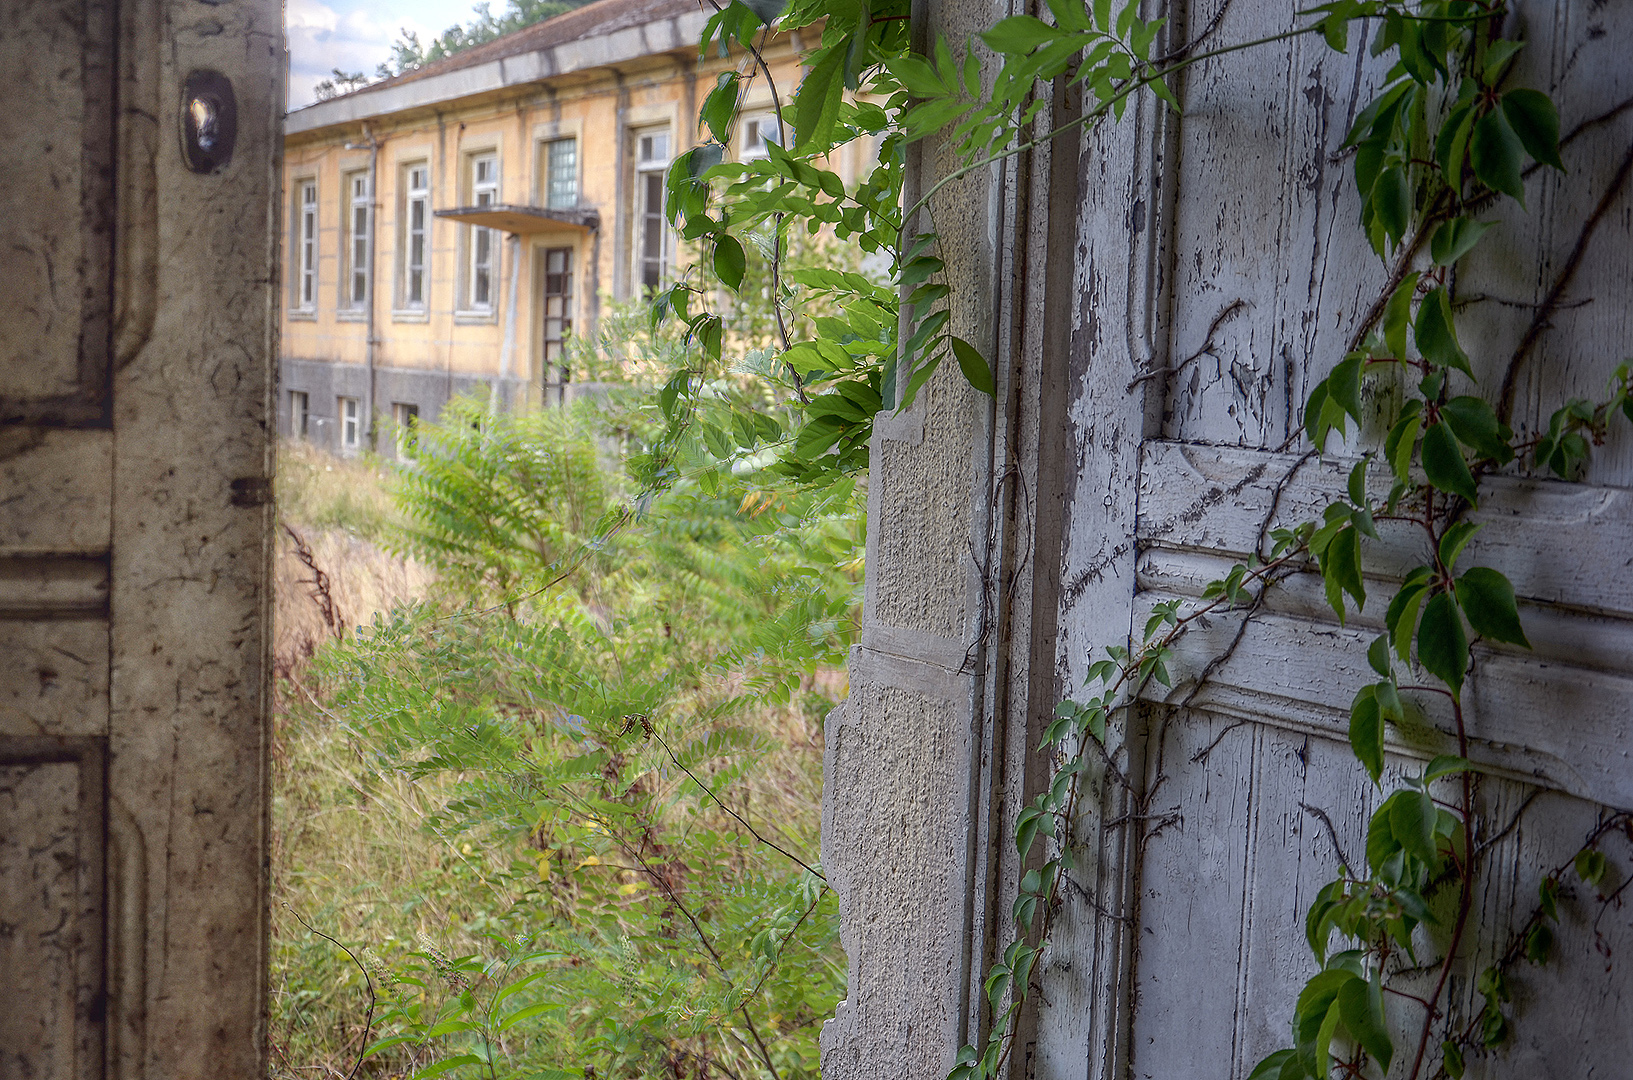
[739,113,782,161]
[292,178,318,314]
[543,137,578,210]
[631,126,671,296]
[339,396,360,450]
[289,390,309,438]
[462,151,500,314]
[342,170,371,311]
[391,402,420,459]
[540,245,574,383]
[398,161,430,314]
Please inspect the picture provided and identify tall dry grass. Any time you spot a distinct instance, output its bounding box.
[271,442,452,1078]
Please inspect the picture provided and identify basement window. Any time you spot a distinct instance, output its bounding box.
[339,396,360,450]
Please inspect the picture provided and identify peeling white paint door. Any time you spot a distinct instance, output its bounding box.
[0,0,281,1076]
[1033,2,1633,1078]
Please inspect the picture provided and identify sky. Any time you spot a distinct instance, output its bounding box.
[286,0,475,109]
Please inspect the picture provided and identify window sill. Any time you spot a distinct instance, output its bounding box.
[391,309,431,324]
[335,309,369,323]
[286,308,318,322]
[454,309,499,325]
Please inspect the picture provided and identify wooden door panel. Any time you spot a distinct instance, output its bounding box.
[1160,1,1387,451]
[1032,0,1633,1075]
[0,0,116,423]
[0,738,107,1080]
[0,0,279,1074]
[1136,440,1633,809]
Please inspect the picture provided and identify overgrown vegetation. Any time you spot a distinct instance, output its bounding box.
[272,392,859,1078]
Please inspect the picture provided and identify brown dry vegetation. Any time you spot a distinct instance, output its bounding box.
[272,442,433,674]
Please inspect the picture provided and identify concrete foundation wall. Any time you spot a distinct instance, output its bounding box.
[278,357,527,453]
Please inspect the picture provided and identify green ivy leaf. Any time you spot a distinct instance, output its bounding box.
[1434,101,1475,182]
[713,233,747,291]
[1575,848,1609,889]
[1384,401,1423,482]
[1440,395,1514,463]
[1424,754,1471,782]
[950,336,995,396]
[1367,802,1401,874]
[1373,165,1411,244]
[1443,1040,1466,1078]
[1337,972,1393,1070]
[1347,456,1369,506]
[1375,679,1403,724]
[1456,566,1529,647]
[1344,79,1411,149]
[982,14,1061,54]
[699,72,741,144]
[1385,567,1432,662]
[1502,88,1563,170]
[1247,1049,1297,1080]
[1539,876,1559,921]
[1367,634,1392,677]
[1417,590,1469,693]
[1383,272,1420,359]
[1471,106,1527,204]
[1524,921,1553,964]
[1294,970,1354,1076]
[794,45,847,152]
[1437,520,1482,571]
[1349,685,1384,784]
[1321,523,1365,618]
[1304,379,1332,449]
[1328,353,1365,429]
[1314,996,1343,1079]
[1430,216,1495,266]
[1414,288,1473,376]
[1482,39,1525,82]
[1421,422,1479,505]
[1389,786,1439,867]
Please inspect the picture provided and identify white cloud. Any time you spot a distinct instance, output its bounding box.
[286,0,451,109]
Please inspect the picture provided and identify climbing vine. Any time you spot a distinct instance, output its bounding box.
[652,1,1633,1079]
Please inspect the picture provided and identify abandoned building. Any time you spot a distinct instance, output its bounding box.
[277,0,867,456]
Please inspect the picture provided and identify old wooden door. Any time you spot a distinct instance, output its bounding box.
[0,0,280,1076]
[1030,1,1633,1077]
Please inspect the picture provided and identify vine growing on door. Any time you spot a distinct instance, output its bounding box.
[653,1,1633,1079]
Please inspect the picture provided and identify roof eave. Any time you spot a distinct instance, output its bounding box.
[285,8,712,137]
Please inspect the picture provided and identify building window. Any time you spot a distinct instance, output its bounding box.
[296,181,317,309]
[339,396,360,449]
[542,247,573,379]
[740,114,781,160]
[392,402,420,458]
[633,127,670,294]
[544,138,577,209]
[289,390,309,438]
[345,171,371,308]
[467,152,498,310]
[402,163,429,309]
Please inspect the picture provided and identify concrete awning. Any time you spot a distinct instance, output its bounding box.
[434,204,599,235]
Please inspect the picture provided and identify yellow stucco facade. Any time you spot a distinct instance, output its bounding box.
[277,0,858,454]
